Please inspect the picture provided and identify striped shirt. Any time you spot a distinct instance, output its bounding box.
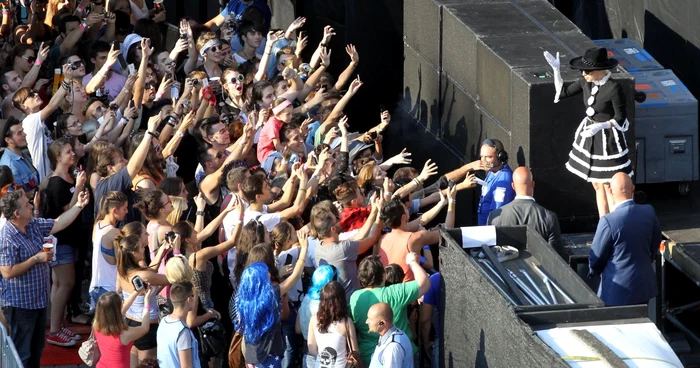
[0,218,54,309]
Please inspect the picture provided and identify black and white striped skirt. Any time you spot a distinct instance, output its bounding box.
[565,117,633,183]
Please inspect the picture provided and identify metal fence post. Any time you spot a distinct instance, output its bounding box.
[0,323,23,368]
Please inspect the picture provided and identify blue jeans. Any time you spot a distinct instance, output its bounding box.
[281,303,300,368]
[89,287,110,312]
[2,306,47,368]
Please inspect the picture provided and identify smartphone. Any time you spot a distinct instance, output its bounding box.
[284,254,294,266]
[165,231,176,243]
[368,131,378,141]
[127,63,136,76]
[131,275,145,291]
[179,33,187,39]
[112,41,128,70]
[109,103,118,111]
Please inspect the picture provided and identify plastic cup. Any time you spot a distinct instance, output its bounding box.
[43,242,54,253]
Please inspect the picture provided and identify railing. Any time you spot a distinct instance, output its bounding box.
[0,323,22,368]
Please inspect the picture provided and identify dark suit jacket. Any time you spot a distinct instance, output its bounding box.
[487,197,564,255]
[589,200,660,306]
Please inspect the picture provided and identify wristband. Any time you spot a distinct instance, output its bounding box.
[34,60,42,67]
[173,249,182,255]
[383,191,392,197]
[80,22,87,31]
[77,5,86,13]
[121,88,130,94]
[422,245,431,251]
[196,210,204,216]
[146,130,158,138]
[448,199,455,204]
[320,42,327,48]
[33,255,40,263]
[155,92,164,100]
[118,117,128,126]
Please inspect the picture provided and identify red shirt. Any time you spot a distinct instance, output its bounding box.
[256,117,285,163]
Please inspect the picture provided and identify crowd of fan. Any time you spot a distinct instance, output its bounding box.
[0,0,478,367]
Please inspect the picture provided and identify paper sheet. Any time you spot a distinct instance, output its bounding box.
[535,322,683,367]
[460,226,497,248]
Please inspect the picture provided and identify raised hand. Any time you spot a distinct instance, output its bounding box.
[105,43,121,68]
[297,227,310,249]
[141,38,154,57]
[295,31,308,55]
[390,148,412,165]
[419,159,438,182]
[75,170,87,188]
[320,47,331,68]
[345,44,359,64]
[37,42,49,63]
[194,192,206,211]
[76,189,90,208]
[322,25,335,44]
[338,115,349,136]
[348,76,362,95]
[543,51,560,70]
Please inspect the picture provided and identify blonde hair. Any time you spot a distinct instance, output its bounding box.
[167,196,188,225]
[357,160,377,189]
[165,255,194,283]
[93,291,127,336]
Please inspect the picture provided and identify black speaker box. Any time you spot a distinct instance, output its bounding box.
[402,44,442,135]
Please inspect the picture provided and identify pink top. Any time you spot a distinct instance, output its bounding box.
[256,117,285,163]
[95,330,133,368]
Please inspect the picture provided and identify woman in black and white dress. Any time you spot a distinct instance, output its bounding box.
[544,47,633,217]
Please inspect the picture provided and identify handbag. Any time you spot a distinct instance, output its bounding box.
[78,329,101,366]
[228,331,245,368]
[196,318,227,357]
[344,319,364,368]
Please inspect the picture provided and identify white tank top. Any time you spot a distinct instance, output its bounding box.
[130,0,150,21]
[314,320,348,368]
[89,221,118,292]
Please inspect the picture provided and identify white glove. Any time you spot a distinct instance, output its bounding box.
[543,51,563,103]
[580,122,611,138]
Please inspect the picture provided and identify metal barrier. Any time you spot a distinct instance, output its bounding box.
[0,323,22,368]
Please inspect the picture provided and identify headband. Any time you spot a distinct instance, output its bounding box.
[272,99,292,115]
[200,39,221,57]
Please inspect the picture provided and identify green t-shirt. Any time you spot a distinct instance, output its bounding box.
[348,281,420,366]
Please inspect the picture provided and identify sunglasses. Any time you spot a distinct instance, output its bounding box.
[164,60,176,67]
[228,74,245,84]
[28,90,39,98]
[66,60,84,70]
[23,56,36,63]
[209,45,222,53]
[145,82,156,90]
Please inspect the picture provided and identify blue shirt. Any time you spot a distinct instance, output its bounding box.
[422,273,441,337]
[0,149,39,193]
[306,121,321,146]
[369,326,414,368]
[220,0,271,24]
[477,165,515,225]
[0,218,54,309]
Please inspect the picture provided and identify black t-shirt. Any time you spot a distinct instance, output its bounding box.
[44,176,83,246]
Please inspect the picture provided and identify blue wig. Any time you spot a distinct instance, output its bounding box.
[307,265,337,301]
[235,262,279,343]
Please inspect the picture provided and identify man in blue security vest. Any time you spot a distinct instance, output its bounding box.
[477,139,515,225]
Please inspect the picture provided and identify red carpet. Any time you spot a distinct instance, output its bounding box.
[40,324,92,366]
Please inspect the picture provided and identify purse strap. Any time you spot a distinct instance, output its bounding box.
[344,318,353,354]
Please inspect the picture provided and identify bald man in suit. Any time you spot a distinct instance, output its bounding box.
[487,167,564,255]
[588,172,660,306]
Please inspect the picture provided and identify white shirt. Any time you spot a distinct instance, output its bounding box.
[277,247,304,302]
[514,195,535,201]
[22,112,51,180]
[611,198,634,212]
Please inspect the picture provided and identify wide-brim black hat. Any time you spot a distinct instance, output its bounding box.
[569,47,618,71]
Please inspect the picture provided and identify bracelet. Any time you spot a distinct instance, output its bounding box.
[320,42,327,47]
[196,210,204,216]
[33,255,40,263]
[121,88,130,94]
[146,130,158,138]
[77,5,86,13]
[173,249,182,255]
[448,199,455,204]
[79,22,87,31]
[61,81,71,90]
[176,130,185,138]
[34,60,42,67]
[383,191,392,197]
[299,187,307,191]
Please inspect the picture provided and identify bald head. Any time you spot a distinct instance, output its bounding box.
[512,166,534,196]
[368,302,393,324]
[610,172,634,202]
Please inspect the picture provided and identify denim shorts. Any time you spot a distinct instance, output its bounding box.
[89,286,110,311]
[50,245,77,267]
